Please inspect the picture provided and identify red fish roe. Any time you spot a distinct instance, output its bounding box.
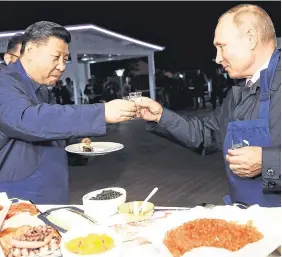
[163,219,263,257]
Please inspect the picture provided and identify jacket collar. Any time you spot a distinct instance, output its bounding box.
[10,60,41,92]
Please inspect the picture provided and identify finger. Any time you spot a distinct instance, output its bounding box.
[123,116,135,121]
[243,173,256,178]
[226,155,243,165]
[135,109,141,118]
[230,167,246,177]
[121,106,137,112]
[233,170,254,178]
[81,138,91,144]
[228,148,243,156]
[121,111,136,118]
[137,109,146,117]
[234,172,248,178]
[135,97,152,107]
[135,102,151,108]
[229,164,240,172]
[230,164,252,177]
[136,108,146,118]
[229,164,248,173]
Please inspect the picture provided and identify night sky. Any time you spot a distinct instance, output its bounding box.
[0,1,280,71]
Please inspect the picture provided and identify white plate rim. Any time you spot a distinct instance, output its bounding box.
[65,142,124,155]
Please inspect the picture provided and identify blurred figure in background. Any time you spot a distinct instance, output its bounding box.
[65,77,74,103]
[52,80,72,105]
[3,33,23,65]
[194,69,206,109]
[101,77,117,102]
[123,76,132,96]
[211,68,225,109]
[84,78,95,104]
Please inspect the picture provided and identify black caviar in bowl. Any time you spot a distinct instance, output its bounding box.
[89,190,123,200]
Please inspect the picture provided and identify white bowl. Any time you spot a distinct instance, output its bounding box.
[82,187,126,222]
[60,225,122,257]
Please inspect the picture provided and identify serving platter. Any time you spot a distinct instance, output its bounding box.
[139,205,281,257]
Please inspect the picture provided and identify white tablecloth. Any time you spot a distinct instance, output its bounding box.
[36,205,191,212]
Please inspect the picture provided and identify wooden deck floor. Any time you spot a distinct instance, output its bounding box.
[69,108,228,207]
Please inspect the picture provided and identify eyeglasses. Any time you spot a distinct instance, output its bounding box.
[6,52,20,58]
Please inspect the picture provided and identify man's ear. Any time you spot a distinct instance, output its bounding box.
[24,41,36,57]
[3,53,11,65]
[247,28,258,50]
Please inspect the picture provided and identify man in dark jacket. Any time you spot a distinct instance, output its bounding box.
[136,4,281,207]
[3,33,23,65]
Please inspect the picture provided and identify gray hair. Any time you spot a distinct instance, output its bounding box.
[219,4,277,46]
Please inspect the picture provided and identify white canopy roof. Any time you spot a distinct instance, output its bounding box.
[0,23,164,102]
[0,24,165,62]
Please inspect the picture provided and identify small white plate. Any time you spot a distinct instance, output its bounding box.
[65,142,124,156]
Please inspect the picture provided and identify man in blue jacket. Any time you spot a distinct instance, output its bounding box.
[0,21,137,204]
[136,4,281,207]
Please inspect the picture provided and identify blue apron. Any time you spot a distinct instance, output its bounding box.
[223,49,281,207]
[0,61,69,204]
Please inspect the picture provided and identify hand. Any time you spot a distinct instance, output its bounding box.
[105,99,137,123]
[135,97,163,122]
[225,146,262,178]
[81,138,91,144]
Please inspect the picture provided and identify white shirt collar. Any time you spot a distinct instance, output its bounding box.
[246,58,271,86]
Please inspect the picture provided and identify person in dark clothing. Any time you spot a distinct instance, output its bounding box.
[65,77,74,103]
[52,80,72,105]
[60,81,72,105]
[52,81,61,104]
[101,80,117,102]
[211,70,219,110]
[194,70,206,109]
[84,79,94,103]
[211,68,226,109]
[3,33,23,65]
[136,4,281,208]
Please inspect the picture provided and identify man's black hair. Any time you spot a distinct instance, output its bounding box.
[21,21,71,54]
[7,33,24,53]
